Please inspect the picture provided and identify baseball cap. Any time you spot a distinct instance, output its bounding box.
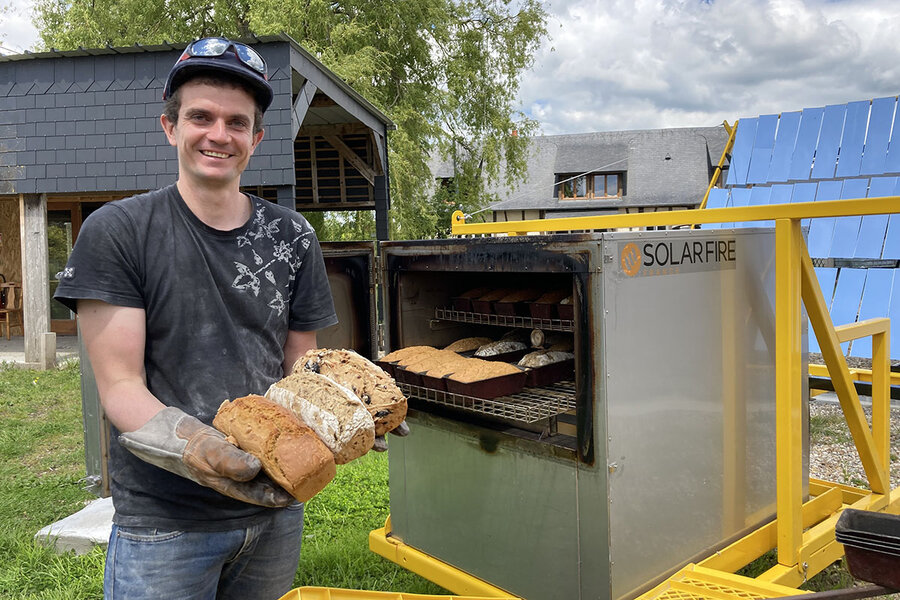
[163,37,274,112]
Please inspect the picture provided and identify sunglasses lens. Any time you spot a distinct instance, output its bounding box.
[190,37,230,57]
[234,44,266,74]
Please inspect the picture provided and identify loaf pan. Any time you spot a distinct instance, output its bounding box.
[445,370,527,399]
[524,359,575,387]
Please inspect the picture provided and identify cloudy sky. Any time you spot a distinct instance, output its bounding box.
[2,0,899,135]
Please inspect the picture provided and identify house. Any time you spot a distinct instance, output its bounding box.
[433,126,728,224]
[0,34,393,367]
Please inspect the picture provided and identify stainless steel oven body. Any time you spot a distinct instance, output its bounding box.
[380,229,807,600]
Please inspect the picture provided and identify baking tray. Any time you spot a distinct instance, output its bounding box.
[557,303,574,320]
[470,299,493,314]
[445,369,527,399]
[835,509,900,589]
[524,359,575,387]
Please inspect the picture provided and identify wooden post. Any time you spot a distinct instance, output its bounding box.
[19,193,51,369]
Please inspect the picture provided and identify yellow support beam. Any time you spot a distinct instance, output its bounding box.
[799,250,890,494]
[696,120,738,214]
[775,218,804,567]
[369,518,520,599]
[451,196,900,236]
[808,363,900,386]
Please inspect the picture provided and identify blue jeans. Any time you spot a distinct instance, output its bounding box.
[104,503,304,600]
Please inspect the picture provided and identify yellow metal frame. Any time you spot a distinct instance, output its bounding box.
[372,196,900,600]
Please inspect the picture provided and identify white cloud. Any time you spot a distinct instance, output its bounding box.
[519,0,900,134]
[0,0,39,54]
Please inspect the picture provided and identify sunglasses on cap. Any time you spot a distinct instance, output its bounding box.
[177,37,268,79]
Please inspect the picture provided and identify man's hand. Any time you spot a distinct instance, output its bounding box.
[372,420,410,452]
[118,407,294,507]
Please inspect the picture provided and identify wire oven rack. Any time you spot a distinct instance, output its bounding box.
[399,380,576,424]
[434,307,575,332]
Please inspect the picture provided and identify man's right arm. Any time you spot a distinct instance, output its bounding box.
[77,298,293,507]
[77,298,165,432]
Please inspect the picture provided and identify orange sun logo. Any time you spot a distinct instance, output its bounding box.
[621,243,642,277]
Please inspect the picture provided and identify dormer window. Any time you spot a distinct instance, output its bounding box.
[555,172,622,200]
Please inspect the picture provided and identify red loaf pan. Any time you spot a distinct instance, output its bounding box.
[374,359,397,377]
[835,509,900,589]
[557,302,574,320]
[524,359,575,387]
[446,369,527,400]
[393,366,423,387]
[528,302,558,320]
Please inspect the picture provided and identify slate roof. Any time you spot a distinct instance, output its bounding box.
[0,34,392,197]
[433,126,728,212]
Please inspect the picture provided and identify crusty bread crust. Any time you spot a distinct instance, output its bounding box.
[267,371,375,465]
[294,349,408,436]
[213,395,336,502]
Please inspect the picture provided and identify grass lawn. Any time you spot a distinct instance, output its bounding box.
[0,361,443,599]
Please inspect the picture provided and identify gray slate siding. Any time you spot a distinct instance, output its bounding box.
[0,42,294,195]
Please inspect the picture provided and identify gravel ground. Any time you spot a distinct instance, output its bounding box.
[809,398,900,488]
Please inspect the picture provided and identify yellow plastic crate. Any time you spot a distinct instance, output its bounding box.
[280,588,520,600]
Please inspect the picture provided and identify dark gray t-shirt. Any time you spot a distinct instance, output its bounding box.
[54,184,338,530]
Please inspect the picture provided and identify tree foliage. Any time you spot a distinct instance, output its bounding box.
[33,0,547,240]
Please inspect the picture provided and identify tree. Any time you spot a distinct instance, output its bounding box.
[33,0,547,240]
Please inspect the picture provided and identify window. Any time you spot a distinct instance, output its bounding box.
[555,172,623,200]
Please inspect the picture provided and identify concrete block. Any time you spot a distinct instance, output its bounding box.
[34,496,113,555]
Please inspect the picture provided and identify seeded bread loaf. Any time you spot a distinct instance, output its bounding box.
[443,337,493,353]
[213,395,336,503]
[266,371,375,465]
[294,349,407,436]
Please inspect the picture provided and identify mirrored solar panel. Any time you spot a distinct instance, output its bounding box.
[853,176,896,258]
[725,187,751,229]
[727,117,758,186]
[860,97,895,175]
[747,186,773,227]
[807,181,842,257]
[767,112,801,183]
[809,266,838,354]
[829,178,867,256]
[883,178,900,259]
[790,107,824,181]
[791,181,818,229]
[829,268,867,355]
[811,104,848,180]
[851,268,893,358]
[834,100,869,178]
[703,188,729,229]
[886,102,900,173]
[891,274,900,359]
[748,114,778,184]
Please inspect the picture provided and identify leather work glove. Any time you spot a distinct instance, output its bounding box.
[372,420,410,452]
[118,406,294,508]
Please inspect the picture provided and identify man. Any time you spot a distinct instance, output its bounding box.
[54,37,338,599]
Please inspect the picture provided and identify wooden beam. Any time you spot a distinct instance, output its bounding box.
[310,136,319,204]
[292,79,318,140]
[299,123,372,138]
[323,134,377,185]
[18,193,53,369]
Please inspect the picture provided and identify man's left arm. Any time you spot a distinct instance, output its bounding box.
[283,329,318,376]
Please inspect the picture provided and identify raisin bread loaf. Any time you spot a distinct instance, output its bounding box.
[213,395,336,502]
[294,349,407,436]
[266,371,375,465]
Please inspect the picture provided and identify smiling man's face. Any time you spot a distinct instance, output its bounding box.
[161,80,264,190]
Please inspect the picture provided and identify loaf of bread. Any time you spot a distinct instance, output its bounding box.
[498,288,542,303]
[381,345,437,364]
[443,337,493,353]
[266,371,375,465]
[294,349,407,436]
[446,358,522,384]
[474,339,527,357]
[518,350,575,368]
[533,289,570,304]
[213,395,336,503]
